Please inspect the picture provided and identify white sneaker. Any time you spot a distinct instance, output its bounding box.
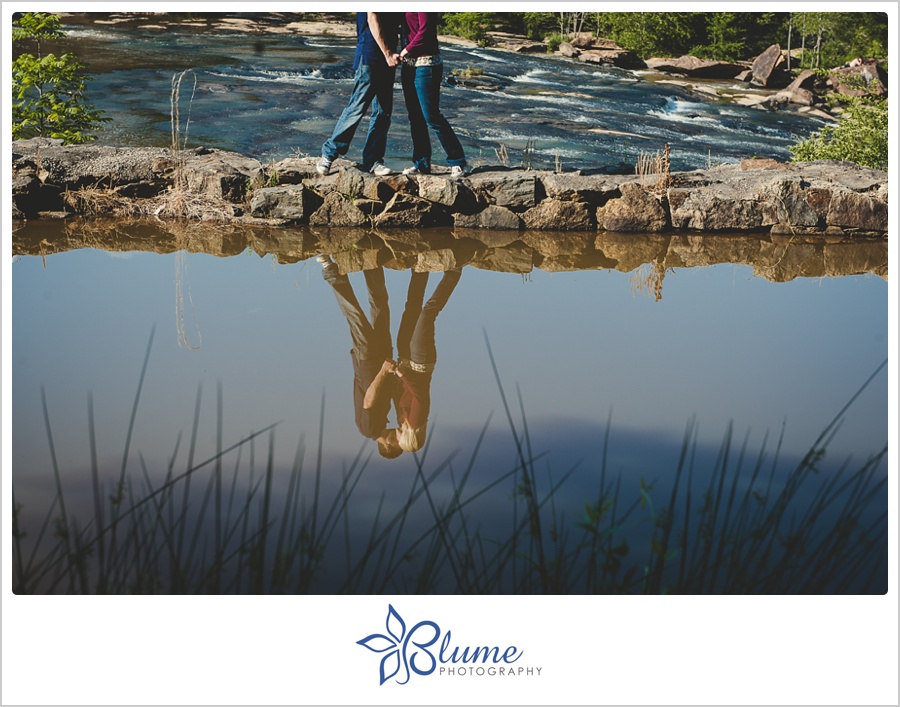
[316,156,332,175]
[370,162,393,177]
[402,165,430,176]
[449,164,470,179]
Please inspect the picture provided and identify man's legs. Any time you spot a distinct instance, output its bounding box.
[360,65,396,171]
[321,63,377,162]
[322,264,375,356]
[363,267,392,360]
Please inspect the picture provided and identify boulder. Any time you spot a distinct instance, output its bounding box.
[826,189,888,232]
[597,182,668,232]
[182,149,263,202]
[334,167,397,203]
[248,184,323,223]
[558,42,580,58]
[272,156,321,183]
[750,45,788,88]
[522,199,594,231]
[539,172,619,205]
[578,49,645,69]
[466,171,538,211]
[307,191,370,227]
[374,193,450,228]
[645,56,744,79]
[829,61,888,97]
[454,205,522,230]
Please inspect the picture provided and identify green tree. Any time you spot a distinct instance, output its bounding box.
[12,12,107,143]
[790,98,887,171]
[438,12,494,45]
[594,12,701,59]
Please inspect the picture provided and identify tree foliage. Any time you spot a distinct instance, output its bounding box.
[12,12,107,144]
[436,12,887,66]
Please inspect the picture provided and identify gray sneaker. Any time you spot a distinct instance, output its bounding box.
[370,162,393,177]
[317,156,332,175]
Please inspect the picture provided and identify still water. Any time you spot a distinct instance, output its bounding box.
[11,221,888,593]
[10,17,888,593]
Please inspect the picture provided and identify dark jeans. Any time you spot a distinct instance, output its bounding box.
[322,62,395,171]
[401,62,466,171]
[323,266,392,362]
[397,269,462,366]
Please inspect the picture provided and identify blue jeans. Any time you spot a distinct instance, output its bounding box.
[401,62,466,171]
[322,62,395,171]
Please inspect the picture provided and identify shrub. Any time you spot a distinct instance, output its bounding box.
[790,98,888,171]
[545,33,565,53]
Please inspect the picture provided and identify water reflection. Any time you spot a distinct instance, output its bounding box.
[319,258,462,457]
[10,220,887,594]
[12,219,888,288]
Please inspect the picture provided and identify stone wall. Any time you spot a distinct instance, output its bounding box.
[12,138,888,239]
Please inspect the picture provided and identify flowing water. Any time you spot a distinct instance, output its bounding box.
[10,18,889,594]
[56,18,825,170]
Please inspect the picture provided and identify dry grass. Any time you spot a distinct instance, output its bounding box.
[636,144,671,194]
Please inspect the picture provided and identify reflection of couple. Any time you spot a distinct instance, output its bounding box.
[317,255,462,458]
[317,12,469,179]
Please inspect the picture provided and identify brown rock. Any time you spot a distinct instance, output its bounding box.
[308,191,370,227]
[248,184,323,223]
[750,44,786,87]
[522,199,594,231]
[826,190,888,232]
[829,62,888,97]
[454,205,522,230]
[374,193,450,228]
[645,56,744,79]
[597,182,668,232]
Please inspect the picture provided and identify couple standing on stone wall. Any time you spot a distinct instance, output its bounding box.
[316,11,470,179]
[315,12,466,459]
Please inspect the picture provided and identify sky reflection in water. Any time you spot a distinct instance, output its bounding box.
[11,235,888,563]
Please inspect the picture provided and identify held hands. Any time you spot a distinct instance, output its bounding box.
[385,51,401,67]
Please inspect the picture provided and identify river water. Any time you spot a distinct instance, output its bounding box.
[9,17,889,594]
[57,17,825,171]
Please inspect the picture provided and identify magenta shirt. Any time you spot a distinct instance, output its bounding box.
[403,12,440,58]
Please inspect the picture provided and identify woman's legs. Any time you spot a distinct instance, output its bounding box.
[397,271,429,362]
[401,64,432,172]
[409,269,462,366]
[413,64,466,167]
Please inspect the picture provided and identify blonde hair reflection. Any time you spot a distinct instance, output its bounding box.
[398,421,427,453]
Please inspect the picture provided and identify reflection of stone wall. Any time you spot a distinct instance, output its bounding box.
[12,140,888,240]
[14,220,888,286]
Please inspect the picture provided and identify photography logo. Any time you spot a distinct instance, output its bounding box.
[356,604,542,686]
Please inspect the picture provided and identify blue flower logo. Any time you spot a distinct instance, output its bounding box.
[357,605,440,685]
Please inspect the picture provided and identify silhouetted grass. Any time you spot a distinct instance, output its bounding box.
[11,331,888,595]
